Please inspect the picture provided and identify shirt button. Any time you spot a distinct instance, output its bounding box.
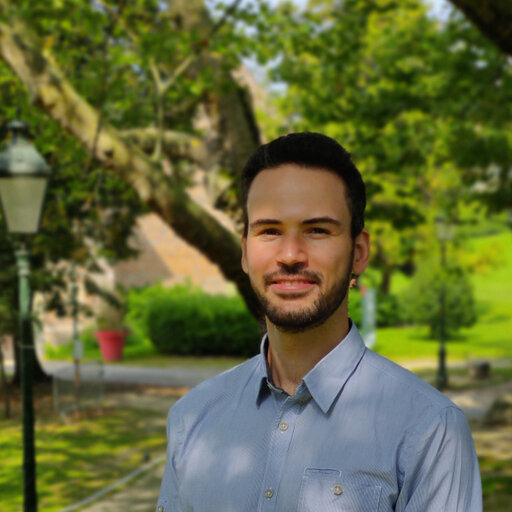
[157,506,164,512]
[264,488,274,499]
[333,484,343,496]
[279,421,289,431]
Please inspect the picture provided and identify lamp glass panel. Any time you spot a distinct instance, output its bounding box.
[0,176,47,234]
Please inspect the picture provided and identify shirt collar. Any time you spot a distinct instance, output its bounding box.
[254,322,366,413]
[303,323,366,413]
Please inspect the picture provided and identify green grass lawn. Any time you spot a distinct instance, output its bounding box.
[480,455,512,512]
[0,404,166,512]
[375,229,512,365]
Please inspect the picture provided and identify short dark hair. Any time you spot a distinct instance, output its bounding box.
[241,132,366,239]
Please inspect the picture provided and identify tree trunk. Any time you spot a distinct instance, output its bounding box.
[449,0,512,56]
[0,14,262,317]
[379,266,393,295]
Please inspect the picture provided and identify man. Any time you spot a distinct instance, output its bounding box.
[156,132,482,511]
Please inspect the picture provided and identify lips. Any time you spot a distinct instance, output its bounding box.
[264,272,320,293]
[271,280,315,292]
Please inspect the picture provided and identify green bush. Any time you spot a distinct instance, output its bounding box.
[348,289,362,325]
[376,293,402,327]
[399,262,477,338]
[129,283,261,357]
[125,284,172,346]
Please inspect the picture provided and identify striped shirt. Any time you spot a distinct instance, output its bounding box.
[157,324,482,511]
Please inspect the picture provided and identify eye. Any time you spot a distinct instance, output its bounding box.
[307,226,330,237]
[257,227,281,237]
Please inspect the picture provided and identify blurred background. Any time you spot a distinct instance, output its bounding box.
[0,0,511,511]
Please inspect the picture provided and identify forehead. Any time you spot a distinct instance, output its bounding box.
[247,164,350,221]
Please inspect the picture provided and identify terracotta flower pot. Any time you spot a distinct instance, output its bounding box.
[95,330,127,362]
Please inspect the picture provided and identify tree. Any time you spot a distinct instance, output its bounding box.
[400,261,477,338]
[250,0,512,290]
[0,0,270,381]
[0,0,262,318]
[1,0,510,326]
[0,79,145,382]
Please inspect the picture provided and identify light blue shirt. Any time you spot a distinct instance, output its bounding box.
[157,324,482,511]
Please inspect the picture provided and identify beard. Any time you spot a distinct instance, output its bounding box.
[251,252,354,333]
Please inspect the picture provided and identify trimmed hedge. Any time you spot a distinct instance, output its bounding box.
[127,284,261,357]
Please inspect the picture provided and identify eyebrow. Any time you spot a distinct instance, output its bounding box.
[249,219,281,229]
[302,217,342,227]
[249,217,342,229]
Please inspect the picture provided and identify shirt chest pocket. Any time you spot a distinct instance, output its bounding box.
[298,468,381,512]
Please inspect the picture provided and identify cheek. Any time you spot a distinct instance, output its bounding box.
[310,243,343,262]
[244,242,272,273]
[311,246,351,276]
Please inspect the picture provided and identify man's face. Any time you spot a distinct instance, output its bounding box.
[242,164,369,332]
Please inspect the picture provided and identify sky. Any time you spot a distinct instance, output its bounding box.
[239,0,455,89]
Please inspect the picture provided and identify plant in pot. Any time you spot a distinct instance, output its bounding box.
[94,301,128,362]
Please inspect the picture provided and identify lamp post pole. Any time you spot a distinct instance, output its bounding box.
[17,246,37,511]
[0,118,52,512]
[435,215,454,391]
[436,237,448,390]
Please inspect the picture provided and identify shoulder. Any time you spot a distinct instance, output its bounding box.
[361,348,455,411]
[358,351,479,486]
[352,348,469,442]
[169,355,261,419]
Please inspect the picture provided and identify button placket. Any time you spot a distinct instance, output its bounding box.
[259,396,301,511]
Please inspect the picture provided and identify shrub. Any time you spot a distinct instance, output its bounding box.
[129,283,261,357]
[348,289,362,326]
[125,284,171,346]
[399,262,477,338]
[376,292,402,327]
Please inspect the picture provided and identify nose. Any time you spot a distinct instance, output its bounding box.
[276,232,307,268]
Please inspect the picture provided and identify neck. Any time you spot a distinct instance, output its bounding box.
[266,303,350,395]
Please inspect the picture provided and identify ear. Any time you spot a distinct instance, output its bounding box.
[352,228,370,276]
[241,234,249,274]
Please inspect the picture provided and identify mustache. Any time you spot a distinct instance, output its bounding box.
[263,268,322,286]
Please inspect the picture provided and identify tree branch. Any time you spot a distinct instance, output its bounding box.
[449,0,512,56]
[119,128,207,165]
[149,58,165,161]
[0,19,260,316]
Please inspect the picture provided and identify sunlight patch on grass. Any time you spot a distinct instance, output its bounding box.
[0,408,166,512]
[480,455,512,512]
[376,231,512,364]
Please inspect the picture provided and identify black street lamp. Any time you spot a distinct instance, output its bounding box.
[434,214,454,391]
[0,119,51,512]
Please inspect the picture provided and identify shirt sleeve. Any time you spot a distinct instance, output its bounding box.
[156,408,183,512]
[396,405,482,512]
